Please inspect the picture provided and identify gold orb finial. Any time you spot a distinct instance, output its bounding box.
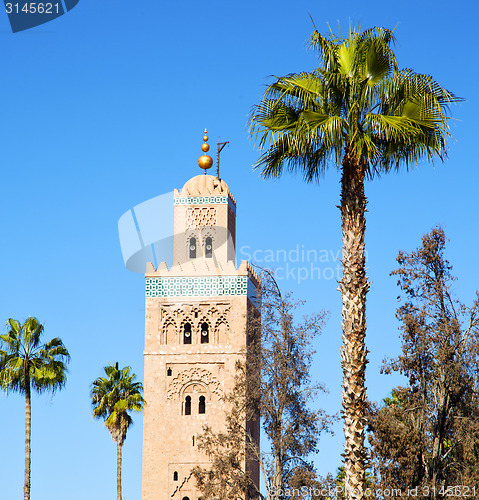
[198,128,213,172]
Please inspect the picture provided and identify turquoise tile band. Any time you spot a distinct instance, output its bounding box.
[174,196,236,213]
[145,276,249,297]
[174,196,228,205]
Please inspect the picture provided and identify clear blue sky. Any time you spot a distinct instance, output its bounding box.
[0,1,477,498]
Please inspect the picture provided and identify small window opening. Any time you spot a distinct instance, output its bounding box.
[205,237,213,258]
[183,323,192,344]
[167,367,172,376]
[173,471,178,481]
[189,237,197,259]
[195,311,198,318]
[192,435,195,446]
[199,395,206,414]
[182,497,190,500]
[200,322,209,344]
[185,396,191,415]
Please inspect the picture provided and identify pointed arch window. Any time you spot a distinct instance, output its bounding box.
[200,322,209,344]
[205,237,213,258]
[189,237,197,259]
[173,471,178,481]
[199,395,206,414]
[183,323,192,344]
[184,396,191,415]
[167,367,172,376]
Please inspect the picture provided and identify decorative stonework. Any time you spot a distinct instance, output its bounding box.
[158,304,231,345]
[186,207,216,229]
[174,196,228,205]
[167,367,223,400]
[146,276,248,297]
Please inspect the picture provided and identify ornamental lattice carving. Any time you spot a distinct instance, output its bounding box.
[186,207,216,229]
[167,367,223,400]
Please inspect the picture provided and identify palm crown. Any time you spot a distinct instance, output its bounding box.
[0,317,70,393]
[91,362,144,446]
[251,27,460,181]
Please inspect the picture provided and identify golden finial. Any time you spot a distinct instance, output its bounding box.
[198,128,213,173]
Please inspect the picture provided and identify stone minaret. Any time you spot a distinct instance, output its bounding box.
[142,131,260,500]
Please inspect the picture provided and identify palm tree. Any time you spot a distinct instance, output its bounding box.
[250,26,460,500]
[0,317,70,500]
[91,362,145,500]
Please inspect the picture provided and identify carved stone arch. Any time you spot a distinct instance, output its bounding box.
[179,317,194,344]
[197,316,212,330]
[215,318,229,344]
[167,368,223,401]
[202,231,215,259]
[180,381,209,399]
[163,317,178,345]
[185,231,198,260]
[197,317,212,344]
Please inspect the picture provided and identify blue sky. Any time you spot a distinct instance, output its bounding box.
[0,0,477,498]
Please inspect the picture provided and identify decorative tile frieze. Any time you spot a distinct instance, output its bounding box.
[174,196,236,213]
[145,276,249,297]
[174,196,228,205]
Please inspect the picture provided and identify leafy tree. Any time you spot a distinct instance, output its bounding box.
[250,25,460,499]
[91,362,145,500]
[0,316,70,500]
[193,269,334,500]
[368,228,479,495]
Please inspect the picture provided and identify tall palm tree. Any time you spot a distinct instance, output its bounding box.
[250,26,460,500]
[91,362,145,500]
[0,317,70,500]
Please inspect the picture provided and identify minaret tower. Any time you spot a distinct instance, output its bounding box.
[142,131,260,500]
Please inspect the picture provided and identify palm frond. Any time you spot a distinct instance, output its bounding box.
[250,26,460,180]
[0,317,70,394]
[90,362,145,445]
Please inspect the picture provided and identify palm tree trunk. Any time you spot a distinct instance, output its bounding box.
[339,150,369,500]
[117,441,122,500]
[24,375,31,500]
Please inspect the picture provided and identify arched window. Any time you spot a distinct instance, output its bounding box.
[200,322,209,344]
[184,396,191,415]
[189,237,197,259]
[167,367,172,376]
[199,395,206,414]
[173,471,178,481]
[205,237,213,258]
[183,323,192,344]
[182,497,190,500]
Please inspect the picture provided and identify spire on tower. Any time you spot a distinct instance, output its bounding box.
[198,129,213,174]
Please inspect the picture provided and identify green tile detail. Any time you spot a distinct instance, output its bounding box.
[174,196,228,205]
[145,276,249,298]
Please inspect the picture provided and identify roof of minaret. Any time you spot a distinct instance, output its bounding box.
[181,174,235,205]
